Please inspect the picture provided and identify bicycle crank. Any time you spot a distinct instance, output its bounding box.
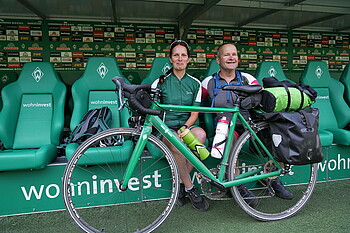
[199,168,231,200]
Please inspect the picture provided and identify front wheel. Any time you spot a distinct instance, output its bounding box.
[228,122,318,221]
[62,128,179,232]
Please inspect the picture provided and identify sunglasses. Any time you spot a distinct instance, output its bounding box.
[170,40,189,49]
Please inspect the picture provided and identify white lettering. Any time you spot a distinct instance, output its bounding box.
[100,179,113,193]
[328,159,337,171]
[318,161,327,172]
[21,185,45,200]
[153,170,161,188]
[92,175,98,194]
[22,102,52,108]
[90,100,118,105]
[143,175,152,189]
[45,184,60,199]
[128,177,140,191]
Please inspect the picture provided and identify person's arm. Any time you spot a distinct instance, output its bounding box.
[181,112,199,129]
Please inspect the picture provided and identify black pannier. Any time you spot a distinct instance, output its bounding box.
[263,107,324,165]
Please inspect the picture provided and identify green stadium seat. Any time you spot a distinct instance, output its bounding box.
[141,57,172,84]
[123,71,142,84]
[0,62,66,171]
[255,61,292,84]
[204,59,220,78]
[65,57,133,162]
[340,64,350,107]
[0,71,18,110]
[300,61,350,146]
[202,59,220,140]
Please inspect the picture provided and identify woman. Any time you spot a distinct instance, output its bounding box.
[151,40,209,211]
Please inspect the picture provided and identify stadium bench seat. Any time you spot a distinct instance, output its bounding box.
[0,62,66,171]
[202,59,220,140]
[254,61,292,84]
[0,71,18,111]
[65,57,133,163]
[340,64,350,107]
[300,61,350,146]
[141,57,172,84]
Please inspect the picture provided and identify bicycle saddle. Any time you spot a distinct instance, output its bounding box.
[222,85,262,94]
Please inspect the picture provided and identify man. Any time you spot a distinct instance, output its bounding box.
[202,43,293,207]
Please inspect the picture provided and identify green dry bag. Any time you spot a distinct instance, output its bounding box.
[260,86,314,112]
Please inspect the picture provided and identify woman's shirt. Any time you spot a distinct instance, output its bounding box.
[151,72,202,130]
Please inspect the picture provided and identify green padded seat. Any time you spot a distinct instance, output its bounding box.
[300,61,350,146]
[0,71,18,110]
[202,59,221,140]
[65,57,133,163]
[340,64,350,107]
[141,57,172,84]
[0,62,66,171]
[204,59,220,78]
[255,61,292,84]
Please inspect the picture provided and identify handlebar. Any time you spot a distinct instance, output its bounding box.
[112,77,163,116]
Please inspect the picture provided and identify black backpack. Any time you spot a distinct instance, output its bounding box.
[67,106,112,145]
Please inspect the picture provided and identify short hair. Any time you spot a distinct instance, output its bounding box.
[216,43,237,57]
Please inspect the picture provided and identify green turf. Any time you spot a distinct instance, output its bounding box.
[1,180,349,233]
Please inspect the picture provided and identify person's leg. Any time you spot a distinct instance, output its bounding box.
[162,128,209,211]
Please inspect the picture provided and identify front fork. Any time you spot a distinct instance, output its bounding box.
[120,125,153,190]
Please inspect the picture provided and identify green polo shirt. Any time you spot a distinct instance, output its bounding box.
[151,73,202,130]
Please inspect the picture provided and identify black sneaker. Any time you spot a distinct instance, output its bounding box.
[176,183,186,206]
[271,178,294,200]
[237,184,258,208]
[186,186,209,211]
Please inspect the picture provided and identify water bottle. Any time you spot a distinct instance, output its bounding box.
[211,117,229,159]
[179,128,210,160]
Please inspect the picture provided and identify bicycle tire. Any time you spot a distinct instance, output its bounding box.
[62,128,179,232]
[228,122,318,221]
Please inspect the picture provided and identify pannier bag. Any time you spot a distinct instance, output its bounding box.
[259,77,317,113]
[263,107,324,165]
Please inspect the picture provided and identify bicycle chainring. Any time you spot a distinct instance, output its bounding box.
[200,168,229,200]
[264,160,284,180]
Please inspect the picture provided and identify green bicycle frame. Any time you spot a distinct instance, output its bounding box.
[121,102,282,190]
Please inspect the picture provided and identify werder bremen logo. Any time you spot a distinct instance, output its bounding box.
[1,74,8,84]
[32,67,44,82]
[268,66,277,77]
[315,65,323,79]
[97,62,108,79]
[162,63,171,74]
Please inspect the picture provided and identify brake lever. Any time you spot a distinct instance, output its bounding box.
[115,79,126,111]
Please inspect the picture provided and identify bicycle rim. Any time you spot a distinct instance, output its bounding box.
[228,122,318,221]
[62,128,179,232]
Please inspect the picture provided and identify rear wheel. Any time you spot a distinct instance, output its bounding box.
[62,128,179,232]
[228,122,318,221]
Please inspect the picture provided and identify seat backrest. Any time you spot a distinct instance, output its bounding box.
[70,57,130,131]
[340,64,350,107]
[141,57,172,84]
[300,61,350,129]
[0,62,66,149]
[0,71,18,110]
[204,59,220,78]
[255,61,292,84]
[0,71,18,93]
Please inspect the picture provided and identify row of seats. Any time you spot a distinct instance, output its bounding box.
[0,58,132,171]
[0,58,349,171]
